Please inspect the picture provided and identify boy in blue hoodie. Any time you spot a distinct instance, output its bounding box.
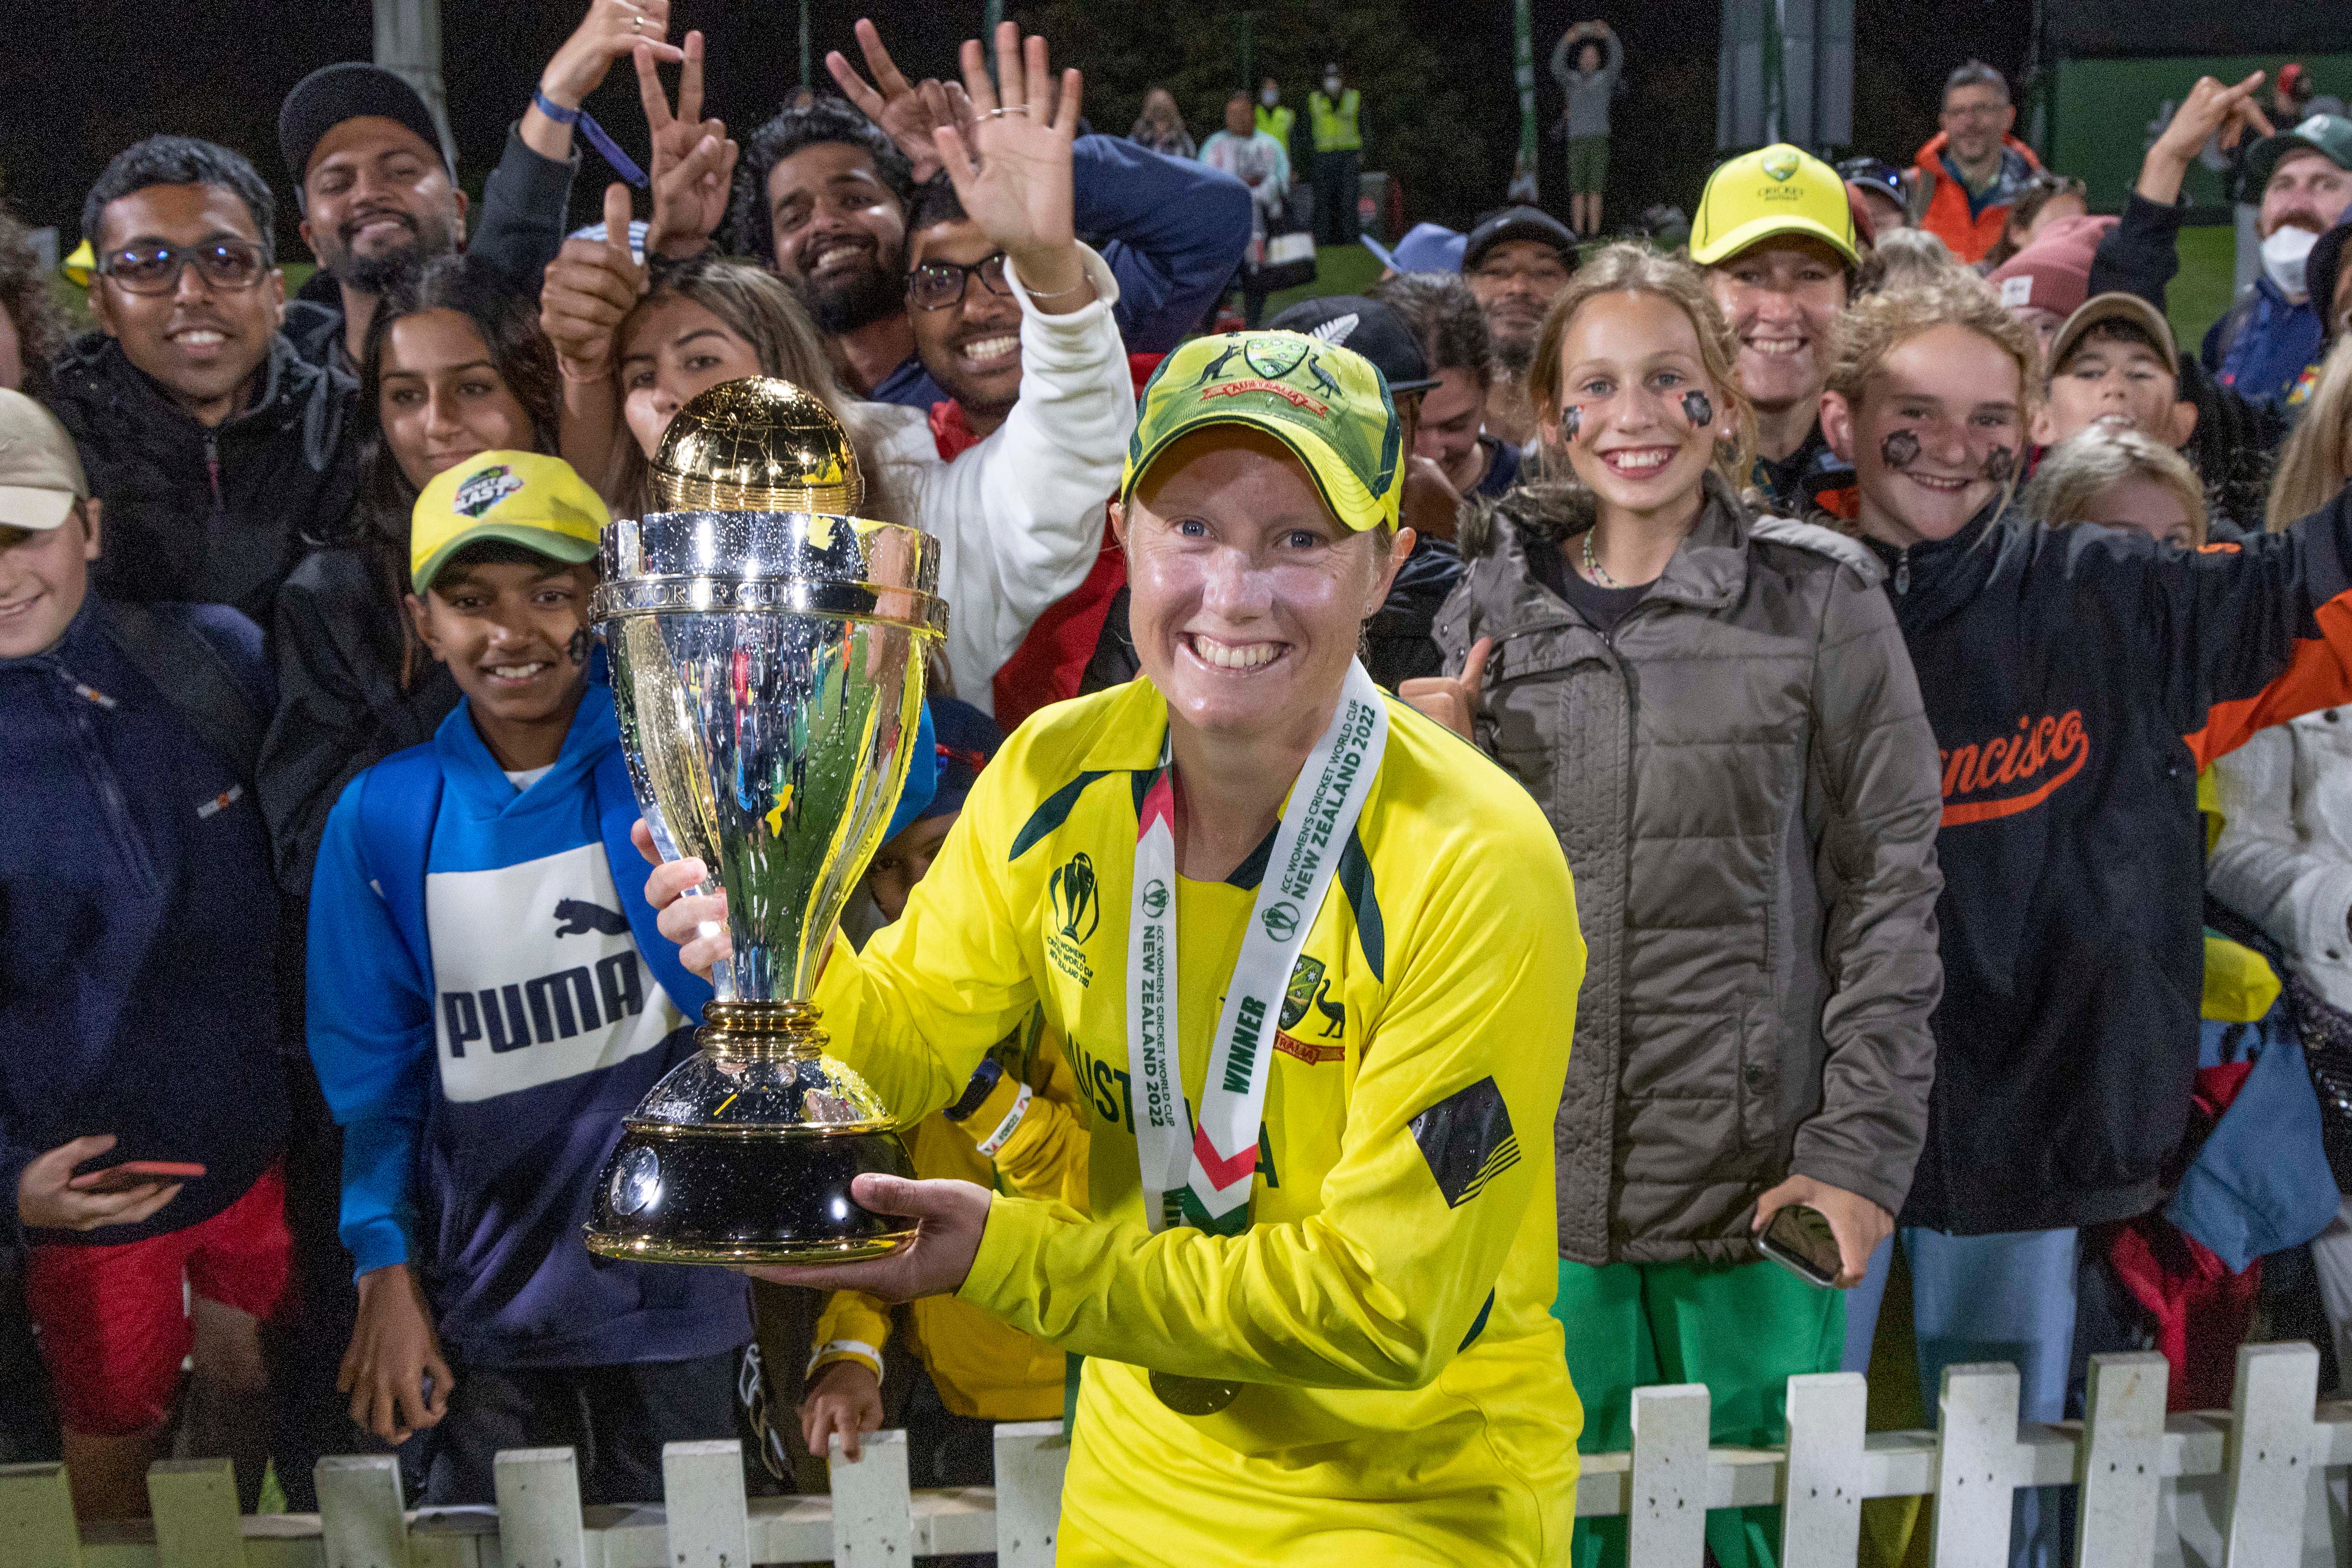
[0,389,289,1519]
[304,450,750,1506]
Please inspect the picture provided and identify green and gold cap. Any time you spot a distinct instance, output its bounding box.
[1690,142,1860,268]
[411,450,609,593]
[1121,331,1403,533]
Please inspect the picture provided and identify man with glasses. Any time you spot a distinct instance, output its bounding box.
[1912,60,2044,265]
[1460,207,1577,447]
[50,136,357,624]
[734,18,1249,409]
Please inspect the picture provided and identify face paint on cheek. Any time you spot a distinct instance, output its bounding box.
[1680,390,1715,430]
[1981,445,2016,485]
[1560,405,1583,443]
[1880,429,1921,472]
[568,626,595,667]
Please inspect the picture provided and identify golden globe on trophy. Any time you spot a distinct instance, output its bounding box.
[583,377,941,1264]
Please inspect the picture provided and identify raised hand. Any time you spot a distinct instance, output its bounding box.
[827,17,949,184]
[2141,72,2276,205]
[635,31,737,257]
[933,23,1091,312]
[539,183,649,378]
[539,0,682,113]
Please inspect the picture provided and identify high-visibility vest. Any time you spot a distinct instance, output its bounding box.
[1256,103,1295,151]
[1309,88,1360,153]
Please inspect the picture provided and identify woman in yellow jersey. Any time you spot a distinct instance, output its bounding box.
[641,325,1586,1564]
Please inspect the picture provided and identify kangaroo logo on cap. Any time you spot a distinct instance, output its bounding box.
[1761,147,1801,183]
[453,464,524,518]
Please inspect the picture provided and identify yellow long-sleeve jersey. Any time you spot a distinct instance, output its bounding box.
[811,1025,1089,1421]
[816,679,1586,1565]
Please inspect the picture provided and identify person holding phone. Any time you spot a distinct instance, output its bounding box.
[1405,245,1944,1568]
[0,390,293,1519]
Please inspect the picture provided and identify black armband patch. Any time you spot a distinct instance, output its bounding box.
[1409,1075,1521,1208]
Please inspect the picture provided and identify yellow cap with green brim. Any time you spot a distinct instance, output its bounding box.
[411,450,609,593]
[1121,331,1403,533]
[1690,143,1860,268]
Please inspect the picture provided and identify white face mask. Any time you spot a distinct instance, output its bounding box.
[2262,223,2320,300]
[1324,77,1341,96]
[1261,87,1278,107]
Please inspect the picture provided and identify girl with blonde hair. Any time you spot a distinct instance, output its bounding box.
[2267,334,2352,532]
[1818,276,2352,1568]
[1408,241,1947,1568]
[2021,419,2208,547]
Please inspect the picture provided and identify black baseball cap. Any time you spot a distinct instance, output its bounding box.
[279,63,450,193]
[1267,295,1441,397]
[1462,206,1579,272]
[1836,157,1905,199]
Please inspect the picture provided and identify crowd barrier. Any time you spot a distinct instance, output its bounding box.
[3,1343,2347,1566]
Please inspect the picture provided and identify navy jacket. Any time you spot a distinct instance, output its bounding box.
[866,134,1252,410]
[0,599,288,1245]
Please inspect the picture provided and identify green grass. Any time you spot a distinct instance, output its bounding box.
[2170,226,2239,359]
[1266,243,1386,317]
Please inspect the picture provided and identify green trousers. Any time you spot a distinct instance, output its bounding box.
[1553,1256,1845,1568]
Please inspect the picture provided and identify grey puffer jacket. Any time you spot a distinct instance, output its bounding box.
[1434,477,1944,1265]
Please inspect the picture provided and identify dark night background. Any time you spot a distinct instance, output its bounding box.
[0,0,2051,259]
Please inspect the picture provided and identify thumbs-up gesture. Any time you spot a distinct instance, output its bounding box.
[539,183,649,381]
[1399,637,1492,741]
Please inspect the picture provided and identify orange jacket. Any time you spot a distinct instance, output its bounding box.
[1912,130,2043,264]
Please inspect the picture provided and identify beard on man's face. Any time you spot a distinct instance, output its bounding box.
[794,233,908,336]
[321,206,458,294]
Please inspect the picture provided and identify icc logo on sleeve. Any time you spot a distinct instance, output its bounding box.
[1046,853,1100,985]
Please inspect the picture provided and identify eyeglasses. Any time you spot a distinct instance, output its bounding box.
[907,251,1012,312]
[97,239,269,295]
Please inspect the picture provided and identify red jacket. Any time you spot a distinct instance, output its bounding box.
[1912,130,2042,265]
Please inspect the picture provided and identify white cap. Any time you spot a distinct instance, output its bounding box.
[0,389,88,531]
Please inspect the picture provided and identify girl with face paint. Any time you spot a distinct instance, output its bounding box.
[1417,244,1949,1564]
[1817,275,2352,1568]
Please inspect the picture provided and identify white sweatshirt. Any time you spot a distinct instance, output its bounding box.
[860,245,1134,714]
[2210,708,2352,1012]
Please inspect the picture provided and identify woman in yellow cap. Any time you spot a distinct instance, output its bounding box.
[640,325,1586,1565]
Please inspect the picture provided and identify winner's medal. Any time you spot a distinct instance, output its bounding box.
[1123,663,1388,1416]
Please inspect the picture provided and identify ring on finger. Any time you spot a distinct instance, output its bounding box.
[985,105,1029,118]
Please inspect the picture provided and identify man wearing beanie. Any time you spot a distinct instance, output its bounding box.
[278,3,672,370]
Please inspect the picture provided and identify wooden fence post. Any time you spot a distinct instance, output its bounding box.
[992,1421,1069,1568]
[493,1447,587,1568]
[0,1463,82,1568]
[316,1453,411,1568]
[662,1439,753,1568]
[1779,1372,1866,1567]
[1928,1363,2020,1568]
[2073,1351,2167,1568]
[827,1428,914,1566]
[2222,1341,2319,1567]
[1625,1383,1709,1568]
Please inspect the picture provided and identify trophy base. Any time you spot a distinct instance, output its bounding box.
[584,1121,919,1265]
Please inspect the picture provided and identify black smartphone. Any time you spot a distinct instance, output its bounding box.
[1757,1203,1843,1288]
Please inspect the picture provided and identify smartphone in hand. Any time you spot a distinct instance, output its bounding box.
[75,1160,205,1195]
[1756,1203,1842,1288]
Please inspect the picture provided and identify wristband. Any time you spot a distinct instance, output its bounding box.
[943,1057,1004,1121]
[531,89,649,189]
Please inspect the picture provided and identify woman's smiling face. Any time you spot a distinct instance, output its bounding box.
[1116,426,1403,746]
[618,295,766,459]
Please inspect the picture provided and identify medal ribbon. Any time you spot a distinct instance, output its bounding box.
[1125,660,1389,1237]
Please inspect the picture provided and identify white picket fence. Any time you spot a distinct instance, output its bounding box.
[3,1345,2348,1567]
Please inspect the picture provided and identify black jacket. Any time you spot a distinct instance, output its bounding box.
[49,331,358,627]
[283,124,580,371]
[257,545,459,898]
[2087,191,2286,528]
[1870,492,2352,1233]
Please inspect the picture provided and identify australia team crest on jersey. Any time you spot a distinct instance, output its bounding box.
[1274,953,1345,1065]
